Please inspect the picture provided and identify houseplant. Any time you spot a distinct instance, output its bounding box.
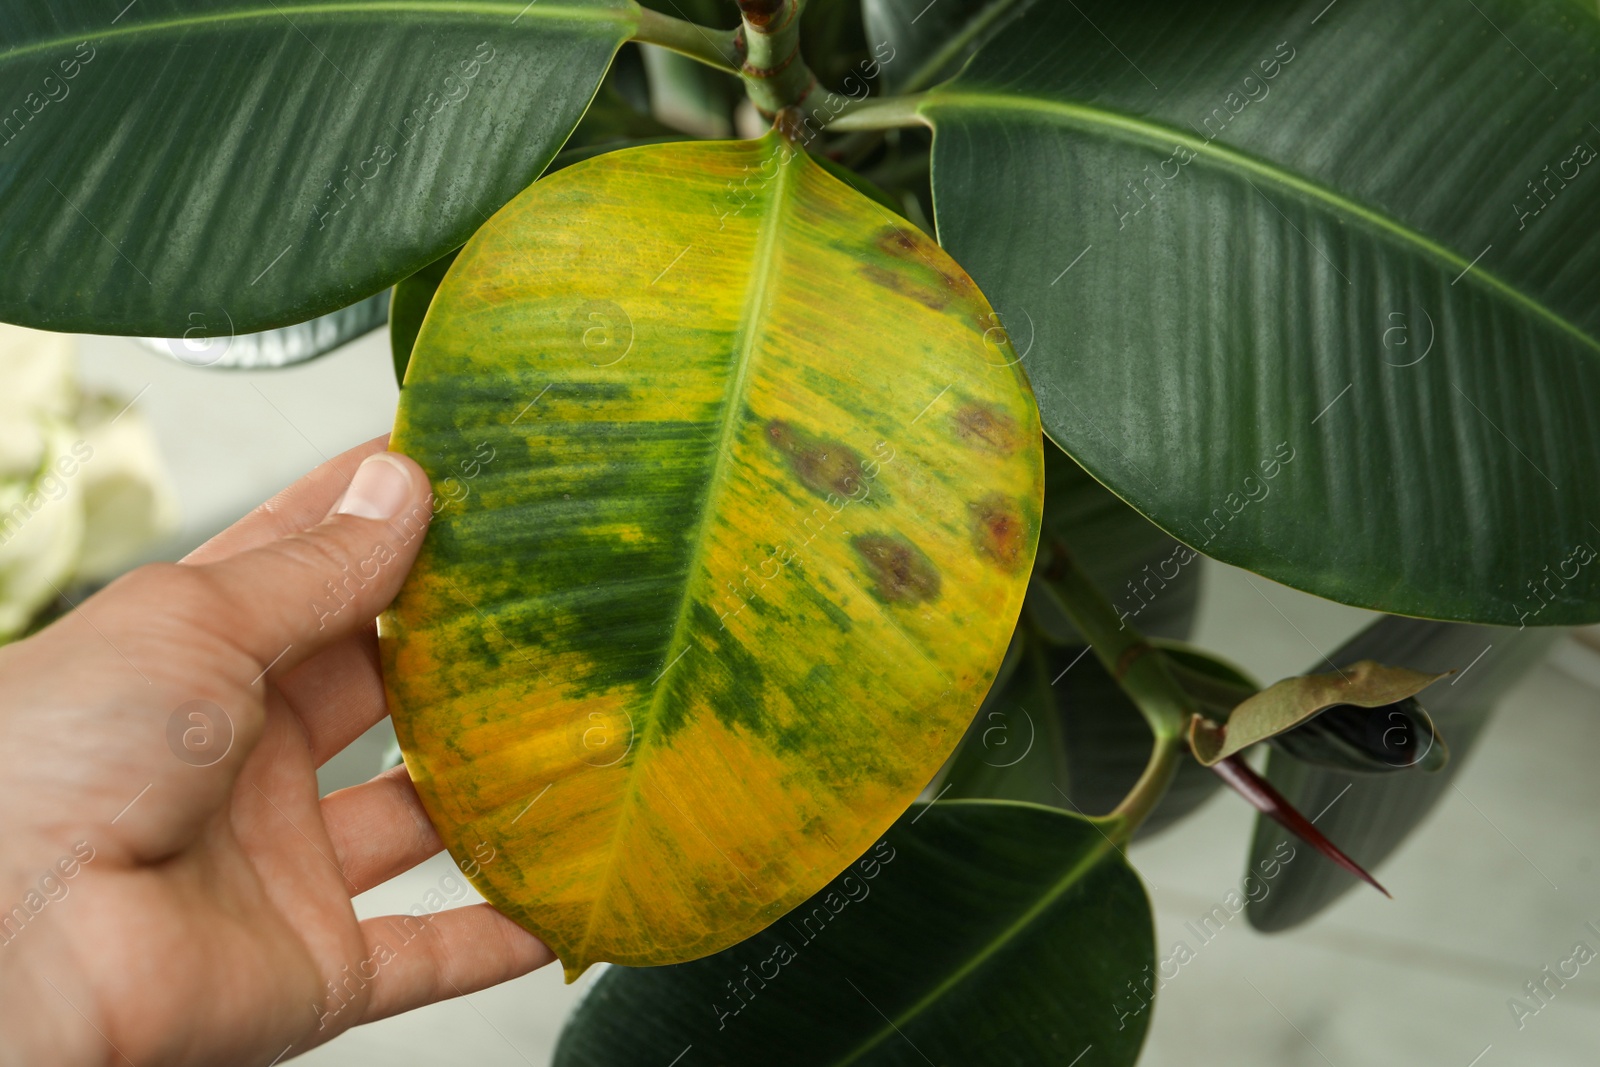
[2,0,1595,1061]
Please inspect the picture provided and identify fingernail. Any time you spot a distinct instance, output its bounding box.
[337,454,413,520]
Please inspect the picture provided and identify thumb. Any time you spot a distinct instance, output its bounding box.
[194,451,434,673]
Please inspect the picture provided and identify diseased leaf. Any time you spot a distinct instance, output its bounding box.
[388,102,689,386]
[553,801,1155,1067]
[389,252,456,387]
[1245,617,1559,931]
[0,0,634,335]
[918,0,1600,625]
[138,290,388,370]
[1190,660,1445,766]
[381,135,1042,977]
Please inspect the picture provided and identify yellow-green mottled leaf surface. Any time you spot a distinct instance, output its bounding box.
[380,135,1042,978]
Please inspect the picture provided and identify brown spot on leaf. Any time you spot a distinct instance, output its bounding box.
[765,420,872,501]
[858,263,950,311]
[874,228,920,257]
[951,402,1020,454]
[971,494,1029,571]
[852,533,941,604]
[870,227,981,306]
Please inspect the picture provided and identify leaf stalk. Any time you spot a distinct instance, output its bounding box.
[632,7,741,76]
[1037,541,1191,741]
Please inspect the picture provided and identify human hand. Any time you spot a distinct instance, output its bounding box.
[0,436,552,1067]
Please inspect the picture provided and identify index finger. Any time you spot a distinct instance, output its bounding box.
[183,434,390,565]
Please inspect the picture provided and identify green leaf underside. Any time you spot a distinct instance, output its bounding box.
[924,0,1600,625]
[553,801,1154,1067]
[1191,659,1445,765]
[0,0,634,334]
[139,288,388,369]
[382,135,1041,976]
[1244,617,1559,931]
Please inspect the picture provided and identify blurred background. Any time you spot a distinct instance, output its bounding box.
[18,328,1600,1065]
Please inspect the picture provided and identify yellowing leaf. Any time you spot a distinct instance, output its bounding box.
[380,134,1042,978]
[1190,660,1447,766]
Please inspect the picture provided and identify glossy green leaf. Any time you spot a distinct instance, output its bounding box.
[553,800,1155,1067]
[138,290,388,370]
[0,0,635,335]
[389,251,457,388]
[381,135,1042,976]
[920,0,1600,625]
[1190,660,1445,765]
[1245,617,1559,931]
[861,0,1026,93]
[1028,439,1201,646]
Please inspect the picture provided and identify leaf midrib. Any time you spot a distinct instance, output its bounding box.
[832,812,1119,1067]
[923,89,1600,357]
[570,137,797,969]
[0,1,635,65]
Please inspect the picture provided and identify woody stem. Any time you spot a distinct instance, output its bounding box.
[736,0,817,118]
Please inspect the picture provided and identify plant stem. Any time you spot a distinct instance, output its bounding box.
[1105,731,1180,841]
[632,8,741,76]
[1037,543,1190,741]
[736,0,817,118]
[826,93,930,132]
[1038,540,1205,842]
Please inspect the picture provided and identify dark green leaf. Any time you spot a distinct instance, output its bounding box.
[924,0,1600,625]
[1029,438,1200,646]
[1245,616,1559,931]
[1270,695,1449,774]
[862,0,1027,93]
[0,0,634,335]
[1160,642,1257,717]
[389,252,457,387]
[139,290,388,370]
[942,631,1242,837]
[553,801,1154,1067]
[798,0,871,90]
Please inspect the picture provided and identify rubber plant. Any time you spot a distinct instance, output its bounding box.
[2,0,1596,1061]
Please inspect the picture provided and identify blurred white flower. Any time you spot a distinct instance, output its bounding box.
[0,324,178,641]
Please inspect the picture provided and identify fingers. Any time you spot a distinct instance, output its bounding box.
[188,451,433,676]
[276,628,391,767]
[355,905,554,1026]
[322,765,442,895]
[183,435,389,566]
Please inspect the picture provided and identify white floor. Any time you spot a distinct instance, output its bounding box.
[77,333,1600,1066]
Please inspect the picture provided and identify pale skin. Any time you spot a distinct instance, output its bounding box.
[0,436,552,1067]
